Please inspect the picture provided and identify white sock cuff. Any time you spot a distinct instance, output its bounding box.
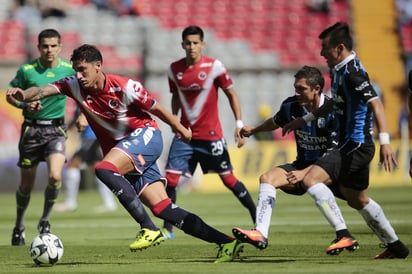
[307,183,328,196]
[259,182,276,193]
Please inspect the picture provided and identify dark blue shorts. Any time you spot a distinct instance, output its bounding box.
[165,135,233,177]
[114,127,165,195]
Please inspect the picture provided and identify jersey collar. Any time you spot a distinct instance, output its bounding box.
[333,51,356,72]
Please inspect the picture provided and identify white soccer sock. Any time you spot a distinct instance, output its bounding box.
[358,198,398,245]
[63,168,81,208]
[307,183,347,231]
[97,177,117,210]
[255,183,276,238]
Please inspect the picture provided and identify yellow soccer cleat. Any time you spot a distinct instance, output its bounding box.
[214,239,244,263]
[129,228,164,252]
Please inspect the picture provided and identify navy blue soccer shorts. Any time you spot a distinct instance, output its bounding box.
[165,135,234,177]
[113,127,165,195]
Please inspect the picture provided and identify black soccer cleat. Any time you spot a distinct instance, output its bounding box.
[374,240,409,259]
[38,220,51,234]
[11,227,25,246]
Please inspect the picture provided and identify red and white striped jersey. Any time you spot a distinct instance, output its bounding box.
[167,55,233,140]
[51,73,158,155]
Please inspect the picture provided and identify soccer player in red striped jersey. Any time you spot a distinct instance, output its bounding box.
[161,25,256,239]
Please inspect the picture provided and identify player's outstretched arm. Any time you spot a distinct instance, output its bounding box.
[7,85,59,102]
[240,117,278,138]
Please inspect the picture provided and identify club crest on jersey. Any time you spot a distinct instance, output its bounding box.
[177,72,183,80]
[86,95,93,104]
[109,99,120,109]
[317,117,326,128]
[198,71,207,80]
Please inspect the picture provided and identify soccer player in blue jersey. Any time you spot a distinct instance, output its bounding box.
[284,22,409,259]
[231,66,350,250]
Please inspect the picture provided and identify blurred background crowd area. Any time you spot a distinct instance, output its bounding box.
[0,0,412,150]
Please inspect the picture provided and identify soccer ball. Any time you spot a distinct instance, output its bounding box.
[29,233,64,266]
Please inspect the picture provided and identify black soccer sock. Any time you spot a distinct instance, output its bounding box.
[231,181,257,223]
[153,199,232,244]
[15,187,30,229]
[95,162,157,230]
[41,183,61,221]
[336,229,352,239]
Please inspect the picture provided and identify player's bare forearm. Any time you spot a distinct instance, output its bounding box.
[241,118,277,138]
[7,85,58,102]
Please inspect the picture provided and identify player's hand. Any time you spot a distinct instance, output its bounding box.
[179,127,192,143]
[282,118,304,136]
[26,101,42,113]
[379,144,398,172]
[239,125,254,138]
[6,87,25,101]
[235,128,245,148]
[286,170,305,184]
[75,114,88,132]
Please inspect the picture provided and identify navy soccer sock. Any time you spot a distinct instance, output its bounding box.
[95,161,157,230]
[153,199,232,244]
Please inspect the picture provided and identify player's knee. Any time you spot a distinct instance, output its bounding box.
[259,172,278,186]
[48,171,62,186]
[165,172,180,188]
[95,161,119,174]
[95,161,120,187]
[220,173,237,188]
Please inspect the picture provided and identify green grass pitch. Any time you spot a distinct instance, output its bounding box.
[0,185,411,273]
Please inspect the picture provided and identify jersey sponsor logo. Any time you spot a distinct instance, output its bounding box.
[199,62,213,67]
[180,83,202,92]
[355,81,370,91]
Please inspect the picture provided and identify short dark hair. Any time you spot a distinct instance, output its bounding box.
[38,29,61,44]
[318,22,353,51]
[294,65,325,91]
[71,44,103,63]
[182,25,204,41]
